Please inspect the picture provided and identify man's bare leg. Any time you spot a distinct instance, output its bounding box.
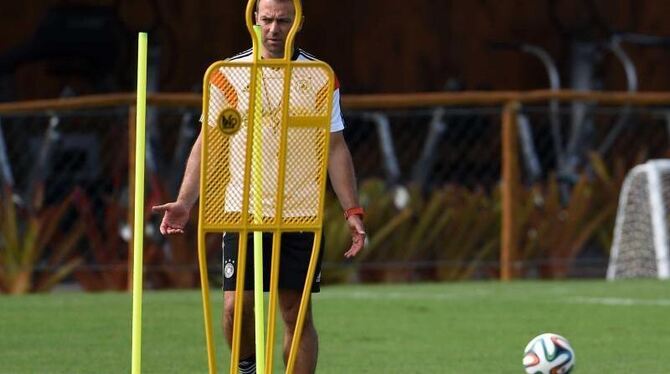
[223,291,257,363]
[279,290,318,374]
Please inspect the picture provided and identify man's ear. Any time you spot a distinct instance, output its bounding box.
[254,11,259,25]
[297,16,304,31]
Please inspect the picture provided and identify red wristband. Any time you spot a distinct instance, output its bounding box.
[344,207,365,219]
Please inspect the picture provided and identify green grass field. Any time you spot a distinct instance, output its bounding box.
[1,280,669,373]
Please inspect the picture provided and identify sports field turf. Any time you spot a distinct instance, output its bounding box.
[1,280,668,373]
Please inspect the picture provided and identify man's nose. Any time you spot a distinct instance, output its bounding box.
[268,21,280,34]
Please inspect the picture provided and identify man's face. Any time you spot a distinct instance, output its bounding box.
[256,0,298,58]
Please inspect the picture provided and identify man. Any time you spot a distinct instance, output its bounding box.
[152,0,365,373]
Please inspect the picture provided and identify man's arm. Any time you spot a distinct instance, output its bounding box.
[328,131,366,258]
[152,130,203,235]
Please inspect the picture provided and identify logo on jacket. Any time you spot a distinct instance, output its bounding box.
[218,109,242,135]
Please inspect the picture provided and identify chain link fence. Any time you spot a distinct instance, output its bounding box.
[506,102,670,279]
[1,93,670,292]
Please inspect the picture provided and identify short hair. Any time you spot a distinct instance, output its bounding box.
[255,0,302,12]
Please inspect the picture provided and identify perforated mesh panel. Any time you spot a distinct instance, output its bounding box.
[201,61,333,231]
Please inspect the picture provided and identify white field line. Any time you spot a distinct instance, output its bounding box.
[317,289,670,307]
[568,296,670,307]
[316,289,491,301]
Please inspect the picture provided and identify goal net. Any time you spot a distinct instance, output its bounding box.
[607,160,670,280]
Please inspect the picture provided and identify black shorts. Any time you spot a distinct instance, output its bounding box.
[222,232,324,293]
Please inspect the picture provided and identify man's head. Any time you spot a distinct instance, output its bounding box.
[255,0,303,59]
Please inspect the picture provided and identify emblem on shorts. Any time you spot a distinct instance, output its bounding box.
[217,108,241,135]
[224,260,235,279]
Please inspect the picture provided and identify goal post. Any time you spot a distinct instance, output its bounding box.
[607,159,670,280]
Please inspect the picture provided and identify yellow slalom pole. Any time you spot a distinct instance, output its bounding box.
[131,32,148,374]
[251,24,266,374]
[264,232,281,374]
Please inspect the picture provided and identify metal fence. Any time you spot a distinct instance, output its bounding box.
[345,107,503,188]
[2,91,670,292]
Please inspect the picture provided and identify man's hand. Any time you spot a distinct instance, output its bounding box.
[152,201,191,235]
[344,215,366,258]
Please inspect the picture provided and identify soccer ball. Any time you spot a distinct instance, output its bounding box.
[522,333,575,374]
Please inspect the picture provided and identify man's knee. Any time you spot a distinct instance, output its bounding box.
[223,291,254,329]
[279,291,313,330]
